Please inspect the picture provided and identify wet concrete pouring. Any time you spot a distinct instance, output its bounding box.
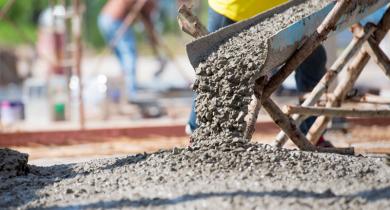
[1,0,390,209]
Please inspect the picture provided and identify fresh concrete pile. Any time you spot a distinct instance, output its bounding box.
[191,0,332,146]
[0,148,29,178]
[1,144,390,209]
[1,0,390,209]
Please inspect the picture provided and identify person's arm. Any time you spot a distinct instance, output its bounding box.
[176,0,207,38]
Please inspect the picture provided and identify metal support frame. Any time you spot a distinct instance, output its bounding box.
[256,2,390,155]
[273,23,377,147]
[306,7,390,145]
[284,106,390,118]
[178,0,390,155]
[256,0,355,155]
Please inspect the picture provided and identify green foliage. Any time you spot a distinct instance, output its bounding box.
[0,22,36,46]
[0,0,46,24]
[0,0,46,45]
[83,0,106,49]
[0,0,210,49]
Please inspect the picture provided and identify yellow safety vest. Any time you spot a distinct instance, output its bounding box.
[209,0,289,21]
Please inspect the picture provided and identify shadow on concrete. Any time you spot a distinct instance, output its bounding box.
[37,186,390,209]
[0,153,150,209]
[0,163,78,208]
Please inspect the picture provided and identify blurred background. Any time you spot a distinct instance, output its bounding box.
[0,0,208,165]
[1,0,390,165]
[0,0,206,127]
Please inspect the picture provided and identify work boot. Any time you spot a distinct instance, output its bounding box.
[316,136,334,148]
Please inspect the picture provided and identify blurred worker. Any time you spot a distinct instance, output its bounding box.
[186,0,331,147]
[98,0,156,102]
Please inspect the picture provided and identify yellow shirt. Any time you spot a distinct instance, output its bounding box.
[209,0,289,21]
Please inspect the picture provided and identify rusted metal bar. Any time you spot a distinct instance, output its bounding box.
[347,94,390,104]
[307,7,390,145]
[72,0,85,129]
[263,99,354,155]
[365,36,390,79]
[273,19,376,148]
[262,0,351,100]
[177,4,208,38]
[284,105,390,118]
[302,92,390,105]
[245,76,267,140]
[307,52,369,144]
[312,93,390,105]
[262,99,316,151]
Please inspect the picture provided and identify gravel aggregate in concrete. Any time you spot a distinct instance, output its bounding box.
[0,148,29,178]
[1,143,389,209]
[191,0,333,146]
[1,1,390,209]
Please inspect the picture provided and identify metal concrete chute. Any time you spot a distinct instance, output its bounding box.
[186,0,389,75]
[180,0,390,155]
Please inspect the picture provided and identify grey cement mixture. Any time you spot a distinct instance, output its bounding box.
[191,0,332,146]
[1,0,390,209]
[1,144,390,209]
[0,148,29,178]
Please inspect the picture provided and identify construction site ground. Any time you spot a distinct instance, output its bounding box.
[3,7,390,208]
[3,81,390,209]
[2,125,390,210]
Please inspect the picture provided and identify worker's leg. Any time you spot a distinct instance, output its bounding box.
[98,14,138,100]
[116,30,137,100]
[295,45,327,135]
[187,8,235,133]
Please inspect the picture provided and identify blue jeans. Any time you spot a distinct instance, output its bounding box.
[98,14,138,99]
[188,8,327,135]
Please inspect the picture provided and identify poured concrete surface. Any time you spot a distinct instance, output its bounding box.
[0,148,29,178]
[191,0,332,144]
[2,0,390,209]
[1,144,389,209]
